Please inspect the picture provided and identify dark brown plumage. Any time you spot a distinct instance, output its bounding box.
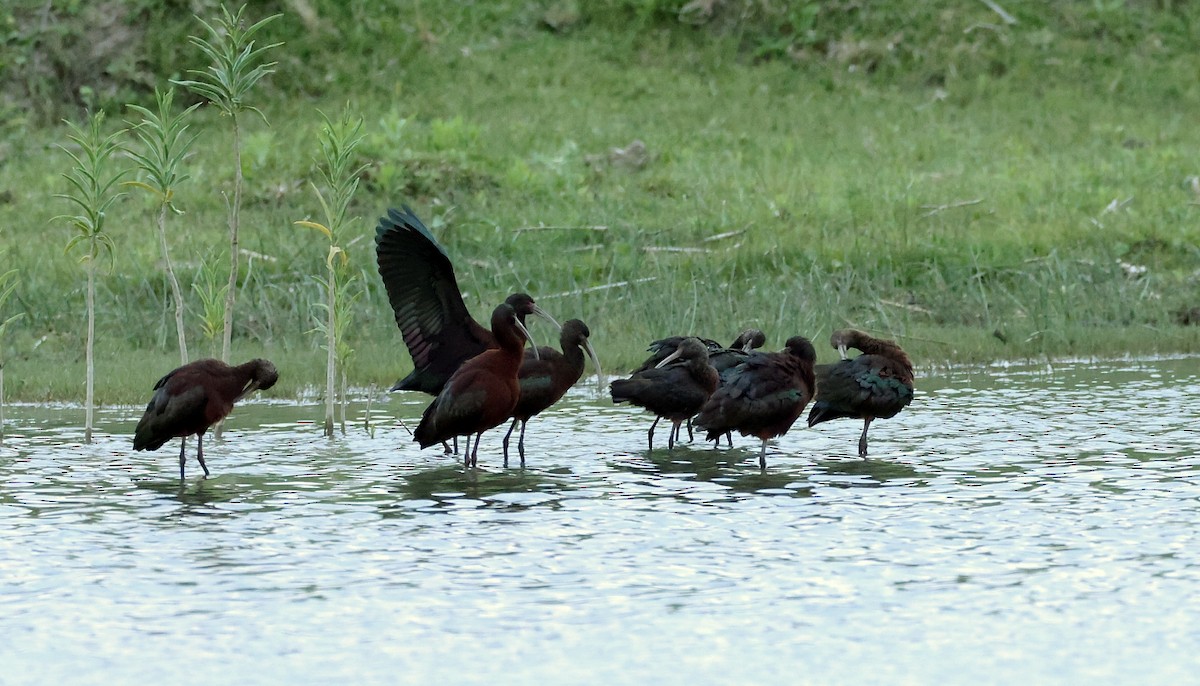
[414,303,534,468]
[133,358,279,479]
[635,329,766,443]
[502,319,601,467]
[807,329,914,457]
[375,205,558,396]
[610,337,719,450]
[695,336,817,469]
[633,328,764,374]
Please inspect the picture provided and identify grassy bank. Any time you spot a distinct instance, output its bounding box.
[1,1,1199,402]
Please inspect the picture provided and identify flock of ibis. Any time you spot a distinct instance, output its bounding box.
[133,206,915,479]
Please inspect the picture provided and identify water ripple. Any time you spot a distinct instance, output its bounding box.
[1,357,1199,684]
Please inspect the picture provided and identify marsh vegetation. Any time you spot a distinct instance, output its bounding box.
[0,1,1198,402]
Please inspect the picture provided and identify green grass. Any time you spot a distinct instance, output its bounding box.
[1,1,1199,402]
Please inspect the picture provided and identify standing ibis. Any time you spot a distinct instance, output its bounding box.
[413,303,537,468]
[635,329,766,443]
[502,318,602,467]
[695,336,817,469]
[133,358,279,479]
[807,329,914,457]
[610,337,719,450]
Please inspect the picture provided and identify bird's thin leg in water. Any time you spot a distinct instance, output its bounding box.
[178,437,187,480]
[462,434,472,468]
[502,417,519,467]
[647,416,660,450]
[442,441,452,455]
[470,433,481,468]
[724,431,733,447]
[858,417,873,457]
[669,420,683,450]
[686,417,694,442]
[196,434,211,478]
[517,420,527,467]
[758,439,768,471]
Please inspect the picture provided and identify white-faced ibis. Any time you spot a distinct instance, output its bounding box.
[695,336,817,469]
[414,303,536,468]
[610,337,719,450]
[132,358,279,479]
[375,205,559,396]
[807,329,914,457]
[502,318,602,467]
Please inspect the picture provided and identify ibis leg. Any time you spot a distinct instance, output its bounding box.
[178,437,187,481]
[858,418,873,457]
[470,433,481,468]
[647,416,660,450]
[502,417,519,467]
[758,439,768,471]
[196,434,211,478]
[518,420,527,467]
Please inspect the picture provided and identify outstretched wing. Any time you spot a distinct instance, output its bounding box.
[375,206,493,394]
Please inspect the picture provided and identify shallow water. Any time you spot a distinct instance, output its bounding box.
[2,357,1199,684]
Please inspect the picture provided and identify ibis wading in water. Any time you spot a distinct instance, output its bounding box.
[806,329,914,457]
[503,318,602,467]
[695,336,817,470]
[610,337,719,450]
[635,329,766,443]
[414,303,537,468]
[374,205,559,396]
[133,358,279,480]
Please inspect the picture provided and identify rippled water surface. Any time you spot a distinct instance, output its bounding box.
[3,358,1200,684]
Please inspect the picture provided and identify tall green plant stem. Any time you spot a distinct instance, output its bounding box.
[126,87,199,365]
[0,268,19,446]
[157,201,188,363]
[295,109,366,437]
[171,3,281,366]
[325,247,335,435]
[85,262,95,438]
[223,112,242,364]
[57,113,125,444]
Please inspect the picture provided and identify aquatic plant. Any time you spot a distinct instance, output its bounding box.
[172,3,281,366]
[56,110,127,443]
[125,87,201,365]
[295,108,367,437]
